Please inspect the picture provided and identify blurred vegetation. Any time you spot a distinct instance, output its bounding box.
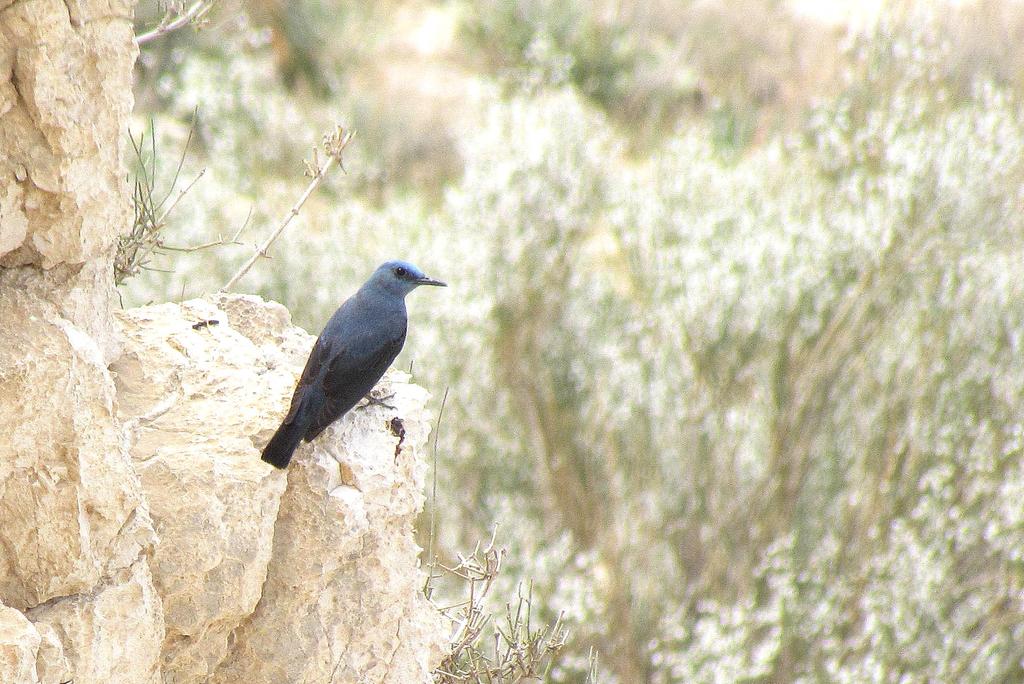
[128,1,1024,681]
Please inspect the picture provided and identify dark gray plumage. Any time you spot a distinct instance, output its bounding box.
[261,260,446,468]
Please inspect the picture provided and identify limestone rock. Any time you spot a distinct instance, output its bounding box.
[28,559,164,684]
[211,374,451,684]
[32,622,70,684]
[0,604,40,684]
[112,294,449,683]
[0,0,136,268]
[112,298,291,682]
[0,0,145,615]
[0,266,153,611]
[0,3,170,683]
[210,292,305,359]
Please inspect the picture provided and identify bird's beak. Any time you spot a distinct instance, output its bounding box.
[417,275,447,287]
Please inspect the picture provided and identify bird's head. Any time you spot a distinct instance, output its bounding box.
[369,260,447,297]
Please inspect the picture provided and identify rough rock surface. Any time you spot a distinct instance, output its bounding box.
[111,296,290,682]
[0,0,145,609]
[0,266,154,610]
[0,604,40,684]
[113,295,449,684]
[27,559,165,684]
[2,289,450,684]
[0,0,136,269]
[0,2,166,682]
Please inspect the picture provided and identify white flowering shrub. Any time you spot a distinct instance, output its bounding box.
[125,5,1024,682]
[412,38,1024,684]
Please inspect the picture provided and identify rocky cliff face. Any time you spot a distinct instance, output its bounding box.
[1,289,450,684]
[0,1,448,681]
[114,295,449,684]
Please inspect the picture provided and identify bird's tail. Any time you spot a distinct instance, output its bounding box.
[261,388,322,469]
[260,420,306,469]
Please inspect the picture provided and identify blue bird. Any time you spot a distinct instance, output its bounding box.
[261,260,446,468]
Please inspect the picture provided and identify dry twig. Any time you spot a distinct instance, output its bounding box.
[136,0,218,45]
[430,528,569,683]
[424,387,450,599]
[116,111,254,291]
[220,126,356,292]
[116,116,207,285]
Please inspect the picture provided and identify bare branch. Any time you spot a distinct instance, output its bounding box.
[136,0,218,46]
[116,118,207,286]
[220,126,356,292]
[424,386,451,600]
[158,167,206,226]
[430,530,568,683]
[161,205,253,253]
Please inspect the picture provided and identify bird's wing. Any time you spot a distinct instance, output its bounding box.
[303,327,407,442]
[281,336,330,425]
[321,327,406,396]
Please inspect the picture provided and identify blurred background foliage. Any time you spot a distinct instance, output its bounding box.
[127,0,1024,681]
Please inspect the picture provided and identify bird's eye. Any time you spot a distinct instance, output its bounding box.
[395,267,407,277]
